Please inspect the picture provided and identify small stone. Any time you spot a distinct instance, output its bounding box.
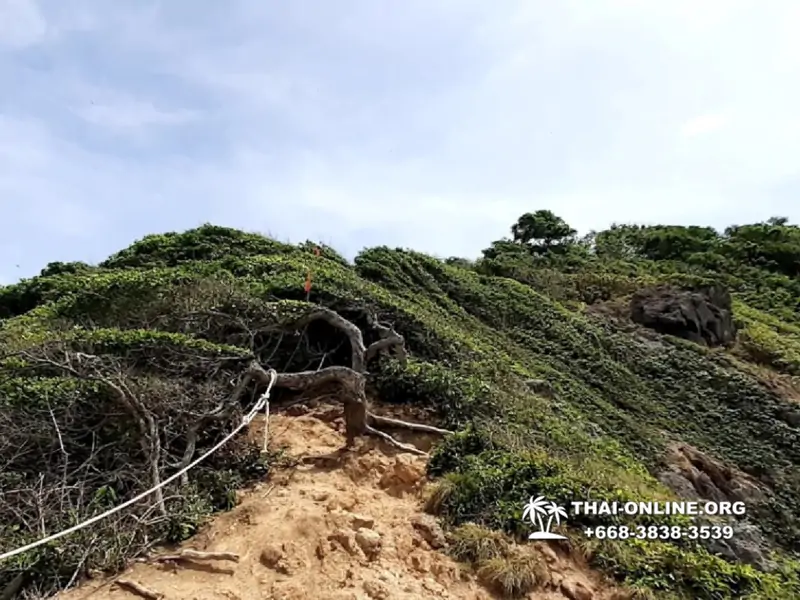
[408,551,430,573]
[411,515,447,549]
[328,529,360,556]
[431,560,458,580]
[315,540,327,560]
[380,454,425,491]
[260,543,291,574]
[349,512,376,529]
[394,455,425,484]
[285,404,309,416]
[355,528,383,559]
[539,543,559,563]
[560,580,594,600]
[362,579,391,600]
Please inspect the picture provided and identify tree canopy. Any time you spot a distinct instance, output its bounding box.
[510,210,578,254]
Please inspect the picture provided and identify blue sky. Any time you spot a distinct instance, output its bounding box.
[2,0,800,284]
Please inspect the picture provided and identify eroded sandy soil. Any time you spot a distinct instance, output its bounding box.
[56,408,623,600]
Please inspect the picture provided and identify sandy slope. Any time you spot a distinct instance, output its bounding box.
[56,408,620,600]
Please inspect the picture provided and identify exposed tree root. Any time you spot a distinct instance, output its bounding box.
[239,304,452,457]
[369,414,451,435]
[365,425,428,456]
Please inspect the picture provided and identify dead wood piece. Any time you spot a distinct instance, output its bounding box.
[153,549,240,563]
[115,579,162,600]
[365,425,429,456]
[369,414,452,435]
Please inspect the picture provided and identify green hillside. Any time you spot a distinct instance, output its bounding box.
[2,214,800,599]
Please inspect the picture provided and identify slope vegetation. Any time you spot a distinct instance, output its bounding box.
[1,216,800,599]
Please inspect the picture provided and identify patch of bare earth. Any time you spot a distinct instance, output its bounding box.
[56,409,626,600]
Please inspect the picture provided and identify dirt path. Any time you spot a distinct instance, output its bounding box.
[56,409,622,600]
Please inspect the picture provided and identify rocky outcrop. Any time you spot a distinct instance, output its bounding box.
[659,443,765,505]
[630,285,737,347]
[699,520,774,572]
[658,443,773,571]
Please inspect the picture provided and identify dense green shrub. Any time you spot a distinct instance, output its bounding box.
[4,216,800,598]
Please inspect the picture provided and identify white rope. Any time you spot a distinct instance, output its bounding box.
[0,369,278,563]
[263,396,269,453]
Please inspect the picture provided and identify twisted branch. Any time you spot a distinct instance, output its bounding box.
[249,304,450,455]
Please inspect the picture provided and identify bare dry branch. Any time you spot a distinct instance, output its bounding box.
[115,579,162,600]
[369,414,451,435]
[153,549,239,563]
[364,425,429,456]
[173,397,241,485]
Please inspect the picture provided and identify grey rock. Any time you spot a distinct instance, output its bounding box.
[657,471,700,501]
[698,520,775,572]
[630,285,737,347]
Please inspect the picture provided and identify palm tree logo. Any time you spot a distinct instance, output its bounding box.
[522,496,568,540]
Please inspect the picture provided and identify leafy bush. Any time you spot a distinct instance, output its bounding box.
[4,215,800,599]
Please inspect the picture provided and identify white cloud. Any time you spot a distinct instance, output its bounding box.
[74,100,199,133]
[680,114,729,138]
[1,0,800,282]
[0,0,47,48]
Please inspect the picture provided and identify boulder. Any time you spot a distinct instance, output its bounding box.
[630,285,736,347]
[696,518,775,572]
[661,442,765,505]
[658,443,774,571]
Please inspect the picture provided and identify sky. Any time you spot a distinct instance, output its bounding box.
[2,0,800,284]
